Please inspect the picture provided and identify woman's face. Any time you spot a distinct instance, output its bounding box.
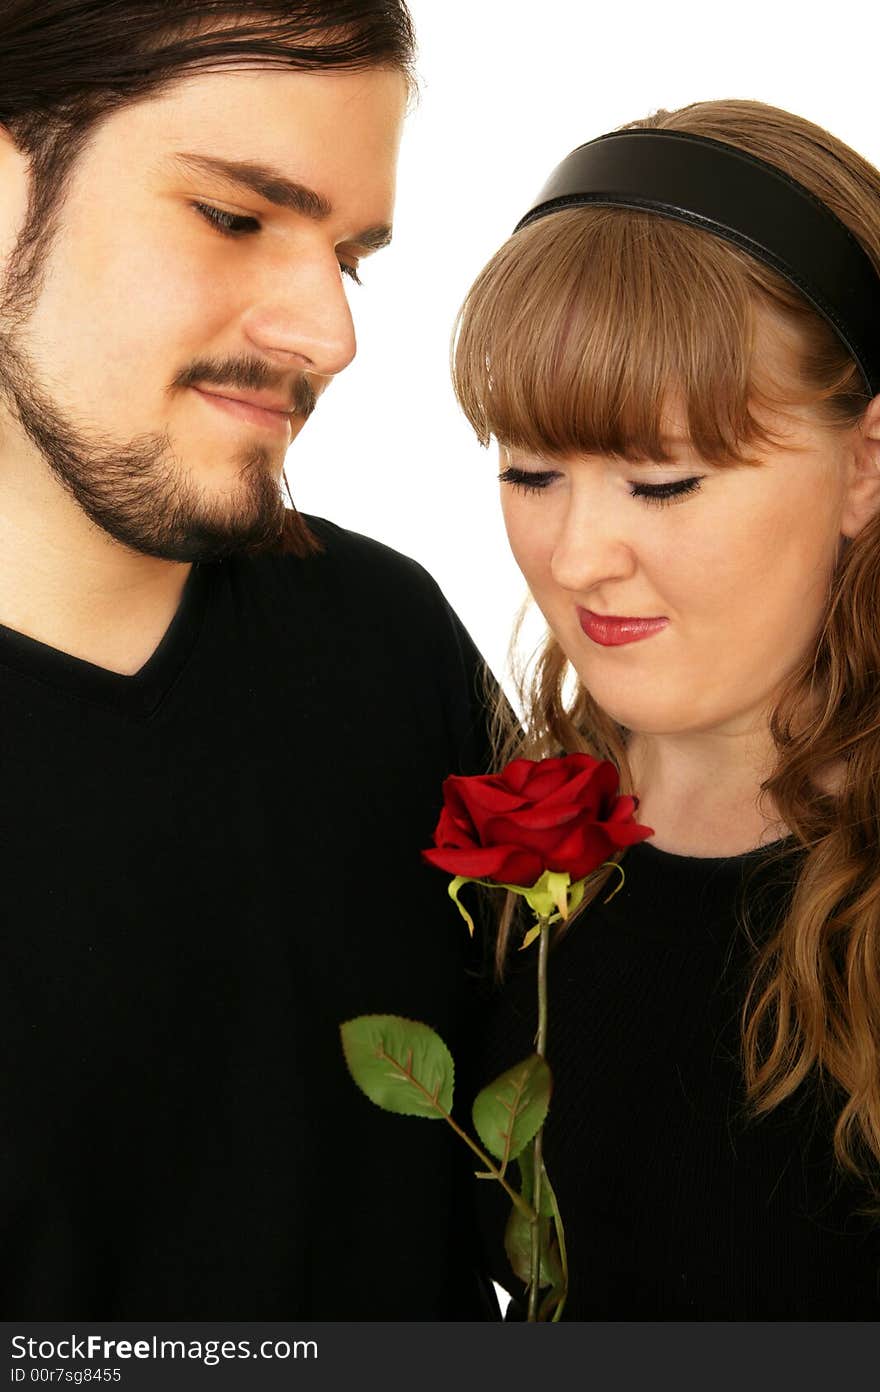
[500,401,858,740]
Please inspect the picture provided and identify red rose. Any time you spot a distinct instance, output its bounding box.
[422,754,653,888]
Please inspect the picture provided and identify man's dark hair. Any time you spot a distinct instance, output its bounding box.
[0,2,415,304]
[0,1,415,555]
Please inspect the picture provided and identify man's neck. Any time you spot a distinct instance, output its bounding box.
[0,471,191,676]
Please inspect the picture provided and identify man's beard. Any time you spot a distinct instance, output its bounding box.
[0,325,303,561]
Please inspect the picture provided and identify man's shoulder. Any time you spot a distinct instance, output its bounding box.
[220,515,495,774]
[237,513,451,623]
[301,513,440,592]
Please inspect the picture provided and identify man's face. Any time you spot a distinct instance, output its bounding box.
[0,64,406,560]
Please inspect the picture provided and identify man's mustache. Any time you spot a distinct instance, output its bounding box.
[175,360,318,419]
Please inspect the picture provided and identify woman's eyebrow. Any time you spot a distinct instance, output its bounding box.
[165,150,393,249]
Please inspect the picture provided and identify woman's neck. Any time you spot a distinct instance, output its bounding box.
[625,727,788,858]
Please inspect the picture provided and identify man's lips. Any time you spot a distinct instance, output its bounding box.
[191,387,294,436]
[577,607,669,647]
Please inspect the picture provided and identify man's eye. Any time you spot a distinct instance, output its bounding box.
[193,202,362,285]
[193,202,260,236]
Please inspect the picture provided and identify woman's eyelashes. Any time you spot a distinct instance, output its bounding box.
[191,202,363,284]
[497,466,560,494]
[629,477,703,506]
[498,465,704,506]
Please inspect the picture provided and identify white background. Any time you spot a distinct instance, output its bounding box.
[290,0,880,695]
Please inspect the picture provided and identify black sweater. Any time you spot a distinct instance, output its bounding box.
[476,838,880,1319]
[0,517,495,1319]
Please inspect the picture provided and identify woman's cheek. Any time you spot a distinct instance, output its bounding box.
[502,501,550,587]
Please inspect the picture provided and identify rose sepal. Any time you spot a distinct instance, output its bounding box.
[448,862,625,940]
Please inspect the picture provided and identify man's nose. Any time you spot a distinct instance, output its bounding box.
[240,245,357,380]
[548,491,636,593]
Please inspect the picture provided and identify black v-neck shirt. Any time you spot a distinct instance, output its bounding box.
[477,839,880,1319]
[0,517,494,1319]
[0,554,211,719]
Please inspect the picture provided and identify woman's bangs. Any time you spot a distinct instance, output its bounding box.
[452,207,786,465]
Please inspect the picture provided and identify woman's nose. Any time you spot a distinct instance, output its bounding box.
[549,494,637,593]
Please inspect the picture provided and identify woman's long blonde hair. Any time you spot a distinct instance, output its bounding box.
[452,99,880,1200]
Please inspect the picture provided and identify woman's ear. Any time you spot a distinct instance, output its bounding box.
[840,394,880,539]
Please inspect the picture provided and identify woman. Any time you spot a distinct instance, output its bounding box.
[453,100,880,1318]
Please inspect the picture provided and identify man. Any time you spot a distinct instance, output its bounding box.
[0,2,493,1319]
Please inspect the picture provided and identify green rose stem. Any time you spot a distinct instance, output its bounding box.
[527,915,551,1321]
[374,1043,538,1225]
[439,1107,538,1225]
[343,862,628,1322]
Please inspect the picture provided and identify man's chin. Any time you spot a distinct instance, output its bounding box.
[83,454,289,562]
[90,488,288,564]
[120,515,286,564]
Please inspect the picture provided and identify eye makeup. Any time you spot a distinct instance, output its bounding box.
[498,465,704,506]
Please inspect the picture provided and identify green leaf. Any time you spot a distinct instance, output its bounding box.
[471,1055,552,1165]
[516,1146,556,1218]
[503,1206,562,1291]
[511,1152,569,1318]
[340,1015,454,1118]
[539,1284,566,1322]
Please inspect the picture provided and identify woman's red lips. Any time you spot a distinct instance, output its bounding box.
[577,607,669,647]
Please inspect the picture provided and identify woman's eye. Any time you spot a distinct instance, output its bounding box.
[193,202,261,237]
[498,466,560,494]
[499,467,704,505]
[629,476,703,506]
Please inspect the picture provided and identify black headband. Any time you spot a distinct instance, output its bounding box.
[513,128,880,398]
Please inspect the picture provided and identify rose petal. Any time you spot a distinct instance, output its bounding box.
[517,765,571,801]
[422,843,543,886]
[424,753,652,889]
[499,759,540,794]
[481,816,580,865]
[603,818,655,847]
[453,778,529,818]
[541,759,618,811]
[484,805,582,835]
[431,804,478,849]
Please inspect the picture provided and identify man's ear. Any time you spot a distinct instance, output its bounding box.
[840,394,880,539]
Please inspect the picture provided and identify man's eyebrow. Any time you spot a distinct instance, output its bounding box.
[168,151,392,250]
